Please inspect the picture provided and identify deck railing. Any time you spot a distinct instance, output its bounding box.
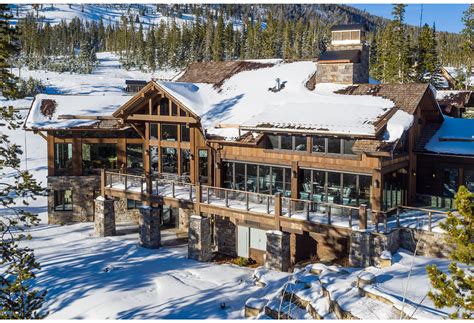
[102,170,448,232]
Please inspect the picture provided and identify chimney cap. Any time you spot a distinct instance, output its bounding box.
[330,24,367,32]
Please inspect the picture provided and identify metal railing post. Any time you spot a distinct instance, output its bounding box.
[225,190,229,207]
[246,192,250,211]
[206,187,210,204]
[172,181,175,198]
[189,184,193,201]
[266,196,270,214]
[140,177,144,195]
[327,205,332,225]
[306,201,310,221]
[396,207,400,227]
[288,200,292,218]
[384,213,388,233]
[428,211,432,232]
[124,174,128,191]
[349,209,353,229]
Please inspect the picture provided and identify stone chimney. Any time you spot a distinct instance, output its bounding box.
[316,24,369,84]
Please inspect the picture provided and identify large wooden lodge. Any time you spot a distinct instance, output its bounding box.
[25,25,474,269]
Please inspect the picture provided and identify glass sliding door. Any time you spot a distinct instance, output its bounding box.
[198,149,209,184]
[327,172,342,204]
[234,163,246,191]
[258,165,271,194]
[312,171,325,203]
[181,149,191,177]
[161,147,178,174]
[246,164,258,192]
[342,173,357,206]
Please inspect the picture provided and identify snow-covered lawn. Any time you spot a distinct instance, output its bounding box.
[23,220,288,319]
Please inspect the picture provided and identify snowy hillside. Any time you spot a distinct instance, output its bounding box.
[9,4,196,27]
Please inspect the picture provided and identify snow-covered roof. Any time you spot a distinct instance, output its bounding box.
[25,94,131,130]
[155,61,396,139]
[424,116,474,156]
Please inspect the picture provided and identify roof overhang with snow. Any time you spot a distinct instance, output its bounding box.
[424,116,474,156]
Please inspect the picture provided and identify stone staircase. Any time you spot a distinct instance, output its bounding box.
[246,264,408,320]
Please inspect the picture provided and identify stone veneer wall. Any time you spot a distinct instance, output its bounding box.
[215,215,237,257]
[113,198,141,224]
[350,228,451,267]
[47,176,100,224]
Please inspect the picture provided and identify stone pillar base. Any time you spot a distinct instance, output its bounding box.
[139,206,161,249]
[178,208,192,231]
[94,197,116,237]
[265,230,290,272]
[188,215,212,262]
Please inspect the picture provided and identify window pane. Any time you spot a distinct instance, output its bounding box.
[54,190,73,211]
[150,146,159,174]
[161,147,178,174]
[181,125,190,142]
[258,165,271,194]
[299,169,312,199]
[126,144,143,174]
[358,175,371,207]
[247,164,258,192]
[127,199,142,209]
[284,168,292,197]
[268,135,279,149]
[82,143,117,175]
[150,123,158,140]
[342,174,357,206]
[465,170,474,192]
[181,149,191,176]
[327,138,341,154]
[312,137,325,153]
[235,163,246,191]
[54,143,72,175]
[327,172,341,204]
[443,168,459,198]
[343,139,356,155]
[272,167,284,194]
[294,136,307,151]
[179,108,186,117]
[281,136,292,150]
[198,149,208,184]
[161,124,178,141]
[171,103,178,116]
[312,171,325,203]
[223,162,234,189]
[160,98,169,115]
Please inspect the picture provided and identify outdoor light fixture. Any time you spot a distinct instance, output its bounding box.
[374,179,380,188]
[432,172,436,178]
[412,170,416,177]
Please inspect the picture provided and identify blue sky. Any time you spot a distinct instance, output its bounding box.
[350,4,469,33]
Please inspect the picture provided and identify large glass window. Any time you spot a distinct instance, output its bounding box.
[181,149,191,176]
[268,135,279,149]
[342,173,357,206]
[327,172,341,204]
[222,161,291,196]
[161,147,178,174]
[54,190,73,211]
[150,146,159,174]
[300,169,312,200]
[171,102,178,116]
[161,124,178,141]
[150,123,158,140]
[181,125,190,142]
[281,136,292,150]
[312,137,325,153]
[127,199,142,209]
[258,165,271,195]
[126,144,143,174]
[54,143,72,175]
[465,170,474,192]
[198,149,209,184]
[82,143,117,175]
[343,139,356,155]
[358,175,371,206]
[294,136,307,151]
[235,163,246,191]
[312,171,325,203]
[160,98,169,115]
[247,164,258,192]
[443,168,459,198]
[327,138,341,154]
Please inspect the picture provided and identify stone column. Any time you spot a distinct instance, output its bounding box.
[139,206,161,249]
[178,208,192,231]
[349,231,371,267]
[94,197,116,237]
[265,230,290,272]
[188,215,212,262]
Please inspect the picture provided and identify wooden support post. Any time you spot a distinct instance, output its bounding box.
[146,176,152,195]
[428,212,432,232]
[100,169,106,197]
[327,205,332,225]
[359,204,368,230]
[195,184,201,215]
[140,177,144,195]
[288,200,292,218]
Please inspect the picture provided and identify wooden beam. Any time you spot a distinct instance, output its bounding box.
[58,115,119,120]
[127,114,197,124]
[128,123,145,139]
[33,130,47,141]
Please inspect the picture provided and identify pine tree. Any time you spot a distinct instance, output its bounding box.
[203,16,214,61]
[146,25,156,71]
[78,39,95,73]
[391,4,411,83]
[0,5,47,319]
[417,23,439,81]
[212,12,225,61]
[460,5,473,89]
[426,186,473,319]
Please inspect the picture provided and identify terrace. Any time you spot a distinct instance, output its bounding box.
[102,171,450,234]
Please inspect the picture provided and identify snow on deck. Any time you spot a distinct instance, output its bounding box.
[425,116,474,156]
[156,62,396,139]
[25,94,131,129]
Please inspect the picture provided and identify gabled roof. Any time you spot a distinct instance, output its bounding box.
[24,94,131,130]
